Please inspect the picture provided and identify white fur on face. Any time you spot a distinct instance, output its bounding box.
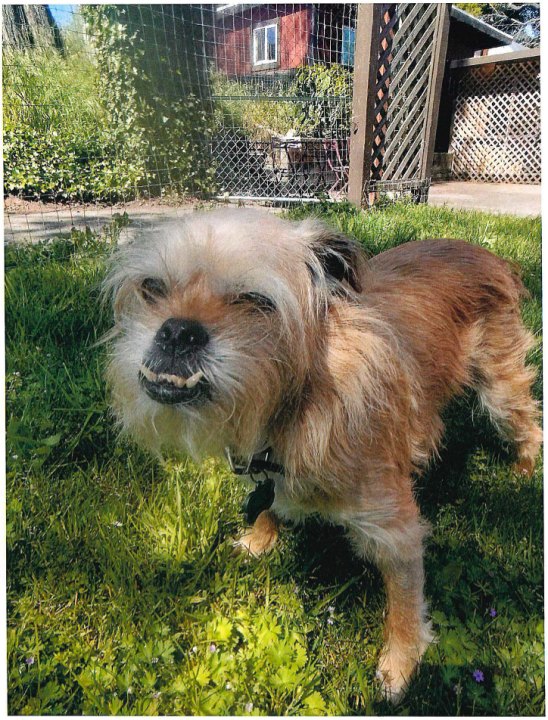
[103,209,341,459]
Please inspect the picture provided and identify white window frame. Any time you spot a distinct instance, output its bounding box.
[253,23,277,66]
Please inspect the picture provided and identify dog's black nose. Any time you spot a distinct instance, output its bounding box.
[154,318,209,355]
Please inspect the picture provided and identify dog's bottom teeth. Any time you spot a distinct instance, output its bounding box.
[140,364,158,382]
[140,365,204,390]
[185,370,204,389]
[158,372,187,388]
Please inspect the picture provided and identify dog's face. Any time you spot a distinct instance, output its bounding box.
[104,209,364,457]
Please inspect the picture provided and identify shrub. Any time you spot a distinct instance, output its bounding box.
[82,4,216,198]
[3,20,146,202]
[212,63,353,142]
[3,6,217,202]
[292,64,353,138]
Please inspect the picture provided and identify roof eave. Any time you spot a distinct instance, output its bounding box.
[450,6,516,46]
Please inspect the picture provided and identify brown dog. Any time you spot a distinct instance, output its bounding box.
[104,209,541,701]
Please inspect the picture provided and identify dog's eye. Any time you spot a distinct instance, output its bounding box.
[232,292,277,312]
[140,278,168,303]
[139,277,168,304]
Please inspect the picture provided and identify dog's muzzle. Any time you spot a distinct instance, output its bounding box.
[139,317,211,405]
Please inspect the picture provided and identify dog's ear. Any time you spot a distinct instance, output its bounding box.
[310,231,364,294]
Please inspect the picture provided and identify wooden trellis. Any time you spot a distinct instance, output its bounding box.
[348,3,450,207]
[450,52,540,184]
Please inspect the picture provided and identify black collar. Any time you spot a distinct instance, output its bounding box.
[225,447,283,525]
[225,446,285,478]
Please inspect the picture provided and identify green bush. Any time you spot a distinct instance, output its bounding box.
[292,64,353,138]
[82,4,216,198]
[3,26,146,202]
[212,72,303,141]
[3,6,216,202]
[212,64,353,142]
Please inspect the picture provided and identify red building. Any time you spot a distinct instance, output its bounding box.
[213,3,516,80]
[213,4,356,77]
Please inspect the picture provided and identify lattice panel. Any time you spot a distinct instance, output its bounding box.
[450,59,540,184]
[380,3,438,182]
[370,4,397,182]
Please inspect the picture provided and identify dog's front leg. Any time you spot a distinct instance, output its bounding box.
[234,510,280,557]
[347,508,433,702]
[376,554,433,702]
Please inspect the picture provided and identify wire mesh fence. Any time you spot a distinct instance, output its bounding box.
[4,3,451,243]
[209,3,356,201]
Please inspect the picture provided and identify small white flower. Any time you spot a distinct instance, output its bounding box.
[151,657,158,664]
[152,691,161,699]
[208,643,217,653]
[127,686,132,694]
[226,682,233,690]
[111,520,123,527]
[245,701,254,713]
[12,455,18,460]
[327,606,335,615]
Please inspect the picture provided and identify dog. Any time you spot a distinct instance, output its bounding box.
[103,209,541,701]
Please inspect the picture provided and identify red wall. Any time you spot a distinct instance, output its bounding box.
[214,5,312,76]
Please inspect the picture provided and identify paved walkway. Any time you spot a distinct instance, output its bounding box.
[4,198,282,244]
[4,182,540,244]
[428,181,541,217]
[4,200,201,244]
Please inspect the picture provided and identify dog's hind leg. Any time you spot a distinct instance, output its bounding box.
[346,501,433,702]
[234,510,280,557]
[472,316,542,474]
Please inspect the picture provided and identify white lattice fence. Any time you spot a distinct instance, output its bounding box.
[450,58,540,184]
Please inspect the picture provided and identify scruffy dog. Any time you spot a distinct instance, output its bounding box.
[104,209,541,701]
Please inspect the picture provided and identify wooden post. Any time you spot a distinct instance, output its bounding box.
[348,3,382,207]
[420,3,451,180]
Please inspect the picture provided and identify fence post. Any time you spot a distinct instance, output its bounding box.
[420,3,451,180]
[348,3,382,207]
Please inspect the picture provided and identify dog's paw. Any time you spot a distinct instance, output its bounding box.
[376,646,420,704]
[376,667,408,705]
[232,510,280,558]
[233,526,278,557]
[513,458,536,476]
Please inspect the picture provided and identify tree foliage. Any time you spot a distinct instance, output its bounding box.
[81,4,216,198]
[480,3,540,47]
[457,3,540,47]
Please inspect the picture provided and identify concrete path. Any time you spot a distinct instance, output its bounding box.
[428,181,541,217]
[4,198,282,244]
[4,181,540,244]
[4,200,202,244]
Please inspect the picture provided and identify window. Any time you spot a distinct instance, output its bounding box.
[341,25,355,66]
[253,23,277,65]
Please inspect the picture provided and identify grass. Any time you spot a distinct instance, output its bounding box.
[6,202,543,715]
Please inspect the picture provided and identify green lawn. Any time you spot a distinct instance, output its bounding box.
[6,203,544,715]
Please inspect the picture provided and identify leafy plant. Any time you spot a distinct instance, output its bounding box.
[82,5,216,198]
[212,63,353,142]
[292,64,353,138]
[3,7,217,202]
